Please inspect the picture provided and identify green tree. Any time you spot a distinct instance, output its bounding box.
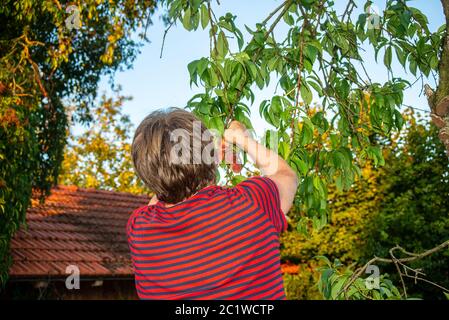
[160,0,449,232]
[59,89,148,195]
[0,0,155,284]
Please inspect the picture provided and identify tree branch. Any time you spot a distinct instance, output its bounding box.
[338,239,449,299]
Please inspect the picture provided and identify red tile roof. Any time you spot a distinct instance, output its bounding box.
[10,186,149,279]
[10,185,299,279]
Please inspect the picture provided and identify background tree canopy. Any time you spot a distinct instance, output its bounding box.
[0,0,156,284]
[1,0,449,299]
[280,110,449,299]
[60,87,148,194]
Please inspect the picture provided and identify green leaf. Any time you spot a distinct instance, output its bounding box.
[267,109,280,127]
[305,44,318,64]
[259,100,269,118]
[301,0,316,5]
[429,54,439,70]
[283,12,294,26]
[294,158,308,176]
[384,46,392,69]
[319,268,335,299]
[267,56,278,71]
[187,60,198,85]
[409,57,417,75]
[187,60,197,77]
[394,46,406,68]
[315,255,332,267]
[208,67,219,87]
[335,34,349,53]
[197,58,208,76]
[232,174,246,184]
[217,31,229,58]
[356,13,367,31]
[200,4,209,29]
[192,9,200,30]
[367,146,385,166]
[409,7,429,33]
[300,121,313,146]
[394,109,404,130]
[271,96,282,114]
[182,7,192,30]
[330,276,348,300]
[329,134,339,149]
[210,116,224,134]
[279,141,291,159]
[300,83,313,105]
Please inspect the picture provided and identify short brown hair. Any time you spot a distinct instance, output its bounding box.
[132,108,217,203]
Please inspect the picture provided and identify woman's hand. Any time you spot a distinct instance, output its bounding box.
[223,120,249,147]
[220,121,249,173]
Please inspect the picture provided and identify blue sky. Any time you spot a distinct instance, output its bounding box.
[89,0,445,137]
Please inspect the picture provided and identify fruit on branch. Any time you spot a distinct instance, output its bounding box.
[231,163,243,173]
[220,139,242,173]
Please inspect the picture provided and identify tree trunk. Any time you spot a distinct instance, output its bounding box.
[437,0,449,105]
[429,0,449,153]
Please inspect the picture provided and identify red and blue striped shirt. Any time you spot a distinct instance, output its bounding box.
[126,176,287,300]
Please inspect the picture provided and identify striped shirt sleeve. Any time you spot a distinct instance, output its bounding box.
[234,176,287,233]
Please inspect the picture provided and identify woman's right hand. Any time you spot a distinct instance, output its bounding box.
[223,120,249,147]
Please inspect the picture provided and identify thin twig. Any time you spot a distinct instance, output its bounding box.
[160,20,174,59]
[402,274,449,293]
[403,104,431,113]
[252,0,293,63]
[337,239,449,299]
[390,246,408,299]
[262,1,289,25]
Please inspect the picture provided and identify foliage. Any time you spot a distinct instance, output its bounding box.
[281,162,381,264]
[0,0,155,285]
[59,89,149,195]
[283,266,322,300]
[160,0,445,234]
[280,111,449,299]
[2,0,448,300]
[280,154,385,299]
[363,111,449,299]
[316,256,402,300]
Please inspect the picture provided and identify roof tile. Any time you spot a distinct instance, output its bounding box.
[11,185,298,279]
[10,186,149,278]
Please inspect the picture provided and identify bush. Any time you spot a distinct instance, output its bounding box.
[283,264,322,300]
